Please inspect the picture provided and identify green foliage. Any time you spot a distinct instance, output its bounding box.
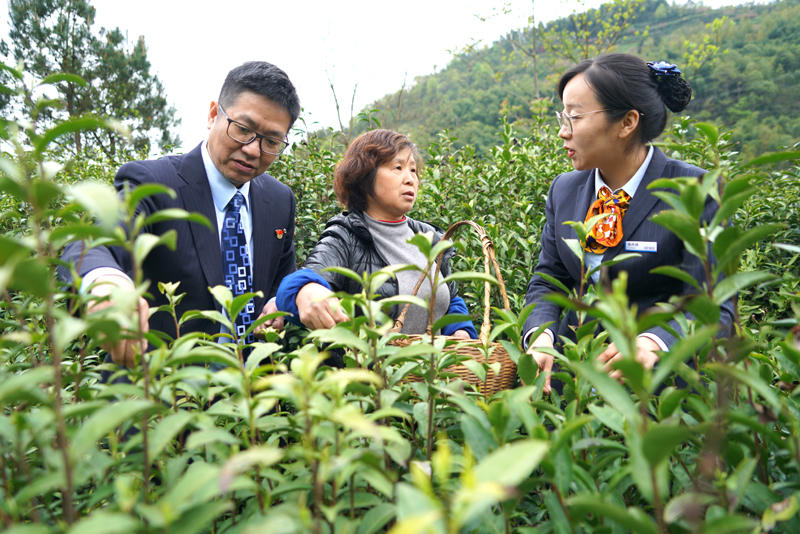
[4,58,800,534]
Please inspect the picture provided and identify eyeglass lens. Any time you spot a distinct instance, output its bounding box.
[226,122,286,155]
[555,111,572,134]
[219,106,287,155]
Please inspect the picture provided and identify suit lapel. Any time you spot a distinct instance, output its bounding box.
[177,144,223,289]
[603,147,666,261]
[569,170,597,275]
[249,178,272,300]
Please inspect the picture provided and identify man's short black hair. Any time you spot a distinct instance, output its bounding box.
[218,61,301,128]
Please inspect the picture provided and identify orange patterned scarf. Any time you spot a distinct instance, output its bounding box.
[583,186,631,254]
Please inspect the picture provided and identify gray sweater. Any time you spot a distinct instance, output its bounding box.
[364,214,450,334]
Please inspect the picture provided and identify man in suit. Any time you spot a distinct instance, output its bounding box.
[60,61,300,366]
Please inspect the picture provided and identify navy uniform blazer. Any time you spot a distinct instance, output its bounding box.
[524,146,734,348]
[59,143,297,340]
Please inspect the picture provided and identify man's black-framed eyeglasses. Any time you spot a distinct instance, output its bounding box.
[218,105,289,155]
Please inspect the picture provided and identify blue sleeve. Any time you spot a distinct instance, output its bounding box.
[441,296,478,339]
[276,268,331,325]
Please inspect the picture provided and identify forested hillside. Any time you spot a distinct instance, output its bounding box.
[356,0,799,158]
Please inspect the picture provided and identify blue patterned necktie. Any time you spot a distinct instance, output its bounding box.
[221,191,255,346]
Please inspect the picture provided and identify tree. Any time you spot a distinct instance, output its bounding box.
[5,0,179,159]
[681,16,730,79]
[539,0,648,67]
[505,0,542,99]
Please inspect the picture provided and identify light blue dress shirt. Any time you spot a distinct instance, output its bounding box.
[200,142,254,264]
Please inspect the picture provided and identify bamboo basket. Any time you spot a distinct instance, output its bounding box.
[390,220,516,395]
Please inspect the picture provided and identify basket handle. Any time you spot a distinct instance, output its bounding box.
[391,220,510,344]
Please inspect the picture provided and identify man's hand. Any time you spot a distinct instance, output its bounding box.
[295,282,348,329]
[597,336,661,380]
[526,332,555,394]
[255,298,285,334]
[87,274,149,367]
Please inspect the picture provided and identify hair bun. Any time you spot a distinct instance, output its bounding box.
[647,61,692,112]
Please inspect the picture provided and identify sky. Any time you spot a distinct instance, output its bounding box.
[2,0,764,151]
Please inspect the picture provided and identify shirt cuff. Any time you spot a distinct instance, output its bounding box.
[638,332,668,352]
[80,267,133,294]
[522,327,554,350]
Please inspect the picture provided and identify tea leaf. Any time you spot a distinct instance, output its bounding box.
[70,400,160,463]
[700,514,758,533]
[714,270,774,305]
[68,181,122,230]
[143,208,210,228]
[473,440,549,486]
[219,446,283,492]
[652,262,704,288]
[307,326,370,354]
[713,223,784,277]
[65,511,140,534]
[650,210,705,259]
[35,116,109,156]
[743,150,800,168]
[41,72,86,86]
[133,231,176,265]
[642,423,693,466]
[694,122,719,145]
[0,366,53,405]
[148,412,194,460]
[357,503,396,534]
[567,494,659,534]
[572,361,638,424]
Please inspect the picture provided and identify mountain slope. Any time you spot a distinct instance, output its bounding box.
[356,0,799,158]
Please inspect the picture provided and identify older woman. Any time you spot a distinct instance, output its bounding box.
[524,53,734,392]
[277,129,476,339]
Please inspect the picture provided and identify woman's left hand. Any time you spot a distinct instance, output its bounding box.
[450,329,471,340]
[597,336,661,380]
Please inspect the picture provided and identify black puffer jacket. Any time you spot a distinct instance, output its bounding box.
[304,211,459,307]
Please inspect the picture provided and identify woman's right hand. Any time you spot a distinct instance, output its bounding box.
[527,332,555,394]
[295,282,349,329]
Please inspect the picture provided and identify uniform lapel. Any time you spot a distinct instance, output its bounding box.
[574,170,597,222]
[569,170,597,275]
[176,144,223,289]
[603,147,666,261]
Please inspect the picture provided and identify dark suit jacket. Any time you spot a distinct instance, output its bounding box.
[524,146,734,348]
[59,143,296,340]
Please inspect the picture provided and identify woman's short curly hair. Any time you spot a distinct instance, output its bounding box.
[334,129,421,212]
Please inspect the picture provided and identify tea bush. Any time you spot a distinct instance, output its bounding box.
[3,64,800,533]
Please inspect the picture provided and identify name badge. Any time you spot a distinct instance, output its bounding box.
[625,241,657,253]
